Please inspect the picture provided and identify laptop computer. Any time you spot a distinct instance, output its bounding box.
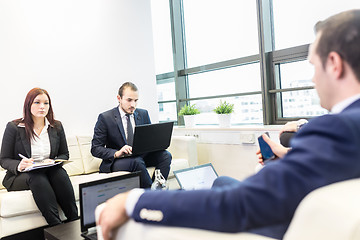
[123,121,174,157]
[79,171,141,240]
[173,163,219,190]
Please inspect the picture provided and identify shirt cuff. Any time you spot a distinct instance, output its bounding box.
[125,188,145,217]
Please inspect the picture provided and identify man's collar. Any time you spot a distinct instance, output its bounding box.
[331,93,360,114]
[118,106,134,118]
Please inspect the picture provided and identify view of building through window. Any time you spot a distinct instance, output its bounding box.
[151,0,360,125]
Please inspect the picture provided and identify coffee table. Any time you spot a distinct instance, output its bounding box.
[44,219,84,240]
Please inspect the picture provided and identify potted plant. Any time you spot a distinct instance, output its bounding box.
[178,104,200,128]
[213,100,234,127]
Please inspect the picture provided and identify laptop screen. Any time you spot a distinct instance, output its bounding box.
[131,121,174,156]
[79,172,140,232]
[173,163,218,190]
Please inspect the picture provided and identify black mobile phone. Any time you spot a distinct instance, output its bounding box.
[258,132,275,162]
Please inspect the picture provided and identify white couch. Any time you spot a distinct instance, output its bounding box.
[96,178,360,240]
[0,135,197,238]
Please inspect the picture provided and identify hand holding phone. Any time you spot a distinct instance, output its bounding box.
[258,132,275,163]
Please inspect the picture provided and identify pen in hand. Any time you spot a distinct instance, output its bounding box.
[18,154,42,164]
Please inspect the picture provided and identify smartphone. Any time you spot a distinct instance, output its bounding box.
[258,132,275,163]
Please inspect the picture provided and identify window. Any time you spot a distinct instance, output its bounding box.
[188,63,261,98]
[273,0,360,50]
[190,94,263,125]
[182,0,258,68]
[152,0,360,126]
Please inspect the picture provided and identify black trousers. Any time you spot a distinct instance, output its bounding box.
[109,150,172,188]
[8,165,78,226]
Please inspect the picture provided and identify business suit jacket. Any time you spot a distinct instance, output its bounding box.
[131,99,360,238]
[0,120,69,189]
[91,107,151,173]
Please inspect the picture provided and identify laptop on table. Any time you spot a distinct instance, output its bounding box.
[173,163,219,190]
[79,171,141,240]
[123,121,174,157]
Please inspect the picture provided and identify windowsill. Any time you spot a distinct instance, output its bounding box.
[174,124,283,131]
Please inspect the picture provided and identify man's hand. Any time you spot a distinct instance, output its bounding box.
[256,134,290,165]
[279,121,298,136]
[97,192,130,240]
[114,145,132,158]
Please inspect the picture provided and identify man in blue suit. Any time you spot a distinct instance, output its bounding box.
[97,10,360,239]
[91,82,172,188]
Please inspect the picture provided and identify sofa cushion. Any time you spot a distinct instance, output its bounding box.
[0,168,5,189]
[76,136,103,174]
[63,136,85,176]
[0,190,38,218]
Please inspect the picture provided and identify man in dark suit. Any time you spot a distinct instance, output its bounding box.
[97,10,360,240]
[91,82,172,188]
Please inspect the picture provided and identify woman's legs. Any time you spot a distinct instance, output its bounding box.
[46,166,78,221]
[9,171,62,226]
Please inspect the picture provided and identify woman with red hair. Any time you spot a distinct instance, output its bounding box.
[0,88,78,226]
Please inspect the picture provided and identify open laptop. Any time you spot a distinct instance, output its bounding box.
[173,163,219,190]
[79,172,141,240]
[123,121,174,157]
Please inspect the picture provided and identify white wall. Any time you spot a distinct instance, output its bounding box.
[0,0,158,140]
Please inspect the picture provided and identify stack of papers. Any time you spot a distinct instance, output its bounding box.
[22,160,72,172]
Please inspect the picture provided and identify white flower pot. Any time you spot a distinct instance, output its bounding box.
[183,115,196,128]
[217,114,231,128]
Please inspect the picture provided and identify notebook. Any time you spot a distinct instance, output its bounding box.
[123,121,174,157]
[79,172,141,240]
[173,163,219,190]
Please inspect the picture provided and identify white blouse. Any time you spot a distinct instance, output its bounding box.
[30,119,51,161]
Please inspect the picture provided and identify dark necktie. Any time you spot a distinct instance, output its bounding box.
[126,113,134,146]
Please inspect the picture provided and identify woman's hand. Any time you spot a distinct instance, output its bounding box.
[18,158,34,171]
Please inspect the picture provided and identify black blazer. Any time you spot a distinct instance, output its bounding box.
[91,107,151,172]
[0,120,69,189]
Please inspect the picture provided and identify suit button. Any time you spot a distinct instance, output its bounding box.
[139,208,163,222]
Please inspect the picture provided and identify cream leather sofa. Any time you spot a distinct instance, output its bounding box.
[96,178,360,240]
[0,135,197,238]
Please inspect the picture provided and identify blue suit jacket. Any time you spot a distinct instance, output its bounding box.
[91,107,151,173]
[131,99,360,238]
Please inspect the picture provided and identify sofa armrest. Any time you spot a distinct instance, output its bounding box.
[167,136,198,167]
[284,178,360,240]
[95,203,275,240]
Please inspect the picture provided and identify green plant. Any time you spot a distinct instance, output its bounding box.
[178,104,200,116]
[213,100,234,114]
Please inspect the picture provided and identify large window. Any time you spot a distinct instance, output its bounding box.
[273,1,360,50]
[151,0,360,126]
[182,0,258,68]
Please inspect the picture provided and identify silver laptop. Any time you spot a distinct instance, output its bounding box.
[173,163,218,190]
[79,172,141,240]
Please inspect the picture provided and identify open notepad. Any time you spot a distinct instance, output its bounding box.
[21,160,72,172]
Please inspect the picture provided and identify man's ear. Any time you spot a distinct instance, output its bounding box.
[117,95,121,102]
[327,51,344,79]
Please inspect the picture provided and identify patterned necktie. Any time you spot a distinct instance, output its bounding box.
[126,113,134,146]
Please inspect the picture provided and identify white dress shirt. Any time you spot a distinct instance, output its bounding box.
[118,106,135,140]
[330,94,360,114]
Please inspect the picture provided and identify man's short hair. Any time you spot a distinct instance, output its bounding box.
[118,82,138,97]
[314,9,360,81]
